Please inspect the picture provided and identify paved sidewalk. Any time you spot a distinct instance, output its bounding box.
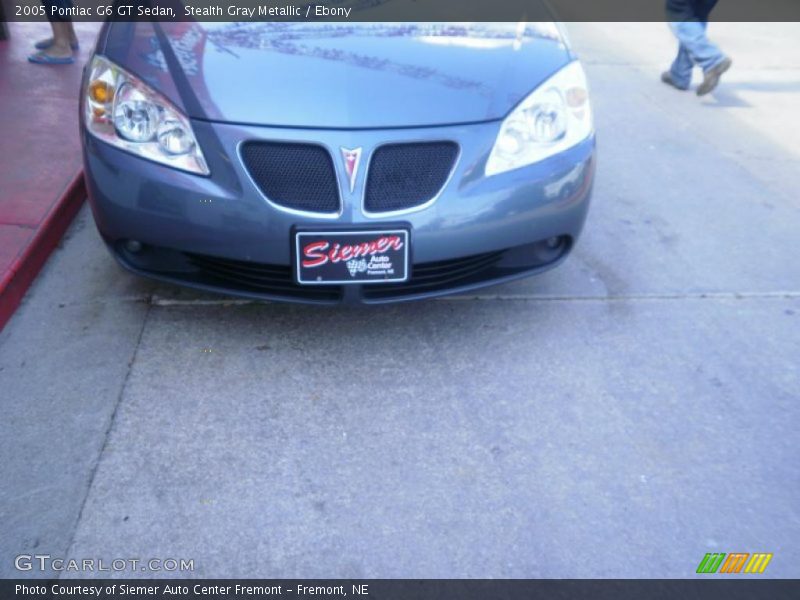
[0,22,100,329]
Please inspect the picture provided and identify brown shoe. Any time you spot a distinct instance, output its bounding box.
[661,71,689,91]
[697,57,732,96]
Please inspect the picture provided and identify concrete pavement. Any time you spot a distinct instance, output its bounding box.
[0,23,798,579]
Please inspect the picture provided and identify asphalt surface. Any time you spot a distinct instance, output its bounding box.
[1,23,798,579]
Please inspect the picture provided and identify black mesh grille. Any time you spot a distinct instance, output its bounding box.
[365,142,458,212]
[241,142,340,213]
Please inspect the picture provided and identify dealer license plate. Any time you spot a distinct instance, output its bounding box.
[295,230,409,285]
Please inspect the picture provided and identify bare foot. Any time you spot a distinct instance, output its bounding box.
[34,37,79,51]
[45,43,72,58]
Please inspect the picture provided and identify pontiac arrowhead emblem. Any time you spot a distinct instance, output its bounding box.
[340,147,362,193]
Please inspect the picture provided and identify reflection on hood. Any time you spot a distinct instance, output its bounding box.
[112,22,571,128]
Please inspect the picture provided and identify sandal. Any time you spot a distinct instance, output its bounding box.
[28,52,75,65]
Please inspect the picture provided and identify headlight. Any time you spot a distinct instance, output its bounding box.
[83,55,209,175]
[486,60,592,177]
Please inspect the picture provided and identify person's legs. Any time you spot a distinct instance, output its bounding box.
[693,20,732,96]
[28,21,74,62]
[48,21,75,57]
[34,26,79,51]
[31,0,77,58]
[665,42,694,90]
[667,20,730,95]
[670,20,726,72]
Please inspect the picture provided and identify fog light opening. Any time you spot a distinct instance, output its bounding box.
[125,239,143,254]
[530,235,569,264]
[545,236,562,250]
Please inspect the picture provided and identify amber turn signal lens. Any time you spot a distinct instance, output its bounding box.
[89,80,113,104]
[566,87,587,108]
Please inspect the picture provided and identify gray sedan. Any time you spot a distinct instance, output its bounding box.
[80,22,596,304]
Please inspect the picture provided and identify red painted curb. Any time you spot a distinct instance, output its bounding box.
[0,171,86,332]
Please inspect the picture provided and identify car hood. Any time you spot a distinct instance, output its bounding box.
[105,22,573,129]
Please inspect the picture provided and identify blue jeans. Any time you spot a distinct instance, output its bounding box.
[668,21,726,89]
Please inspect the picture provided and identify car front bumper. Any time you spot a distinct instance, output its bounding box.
[83,119,596,304]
